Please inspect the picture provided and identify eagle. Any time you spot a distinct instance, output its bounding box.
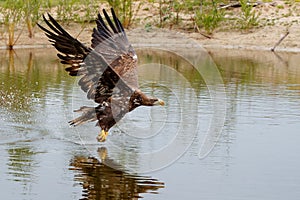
[38,8,164,142]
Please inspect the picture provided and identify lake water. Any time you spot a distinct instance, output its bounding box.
[1,47,300,200]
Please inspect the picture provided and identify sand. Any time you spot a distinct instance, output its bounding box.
[1,0,300,52]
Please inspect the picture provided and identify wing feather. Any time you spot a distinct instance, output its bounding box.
[91,9,139,89]
[38,12,135,104]
[103,9,118,34]
[38,14,90,56]
[111,8,124,32]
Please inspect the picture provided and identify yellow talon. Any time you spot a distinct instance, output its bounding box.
[97,130,109,142]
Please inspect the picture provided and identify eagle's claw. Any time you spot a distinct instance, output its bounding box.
[97,130,108,142]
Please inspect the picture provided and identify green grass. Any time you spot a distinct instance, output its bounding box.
[0,0,23,49]
[2,0,295,48]
[238,0,260,29]
[195,1,225,35]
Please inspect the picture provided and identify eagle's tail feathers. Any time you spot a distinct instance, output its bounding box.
[69,106,97,126]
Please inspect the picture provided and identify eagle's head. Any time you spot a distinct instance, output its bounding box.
[130,90,164,110]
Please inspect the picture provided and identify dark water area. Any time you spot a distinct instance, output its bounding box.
[1,48,300,199]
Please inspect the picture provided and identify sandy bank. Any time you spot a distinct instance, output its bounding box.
[1,1,300,52]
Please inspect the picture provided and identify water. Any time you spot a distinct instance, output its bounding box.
[1,48,300,199]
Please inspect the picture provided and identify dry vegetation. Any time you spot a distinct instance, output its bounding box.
[0,0,300,51]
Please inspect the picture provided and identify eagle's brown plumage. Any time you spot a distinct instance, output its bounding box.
[38,8,164,142]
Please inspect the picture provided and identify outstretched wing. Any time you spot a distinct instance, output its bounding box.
[37,14,91,69]
[92,8,139,89]
[38,12,134,104]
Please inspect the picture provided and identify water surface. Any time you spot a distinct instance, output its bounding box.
[1,48,300,199]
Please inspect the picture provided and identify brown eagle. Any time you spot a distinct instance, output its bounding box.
[38,8,164,142]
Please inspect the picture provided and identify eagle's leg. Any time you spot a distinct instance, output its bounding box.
[97,130,109,142]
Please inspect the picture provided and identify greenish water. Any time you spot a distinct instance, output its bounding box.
[1,48,300,199]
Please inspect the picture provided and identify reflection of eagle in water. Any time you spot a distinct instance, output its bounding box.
[38,8,164,142]
[70,148,164,199]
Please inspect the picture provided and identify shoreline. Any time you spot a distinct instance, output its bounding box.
[2,3,300,53]
[2,43,300,53]
[1,24,300,53]
[2,29,300,53]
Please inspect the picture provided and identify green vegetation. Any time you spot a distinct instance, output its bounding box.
[5,0,299,48]
[24,0,42,38]
[0,0,45,49]
[238,0,260,29]
[195,1,225,34]
[0,0,23,49]
[107,0,140,28]
[0,0,100,49]
[155,0,186,28]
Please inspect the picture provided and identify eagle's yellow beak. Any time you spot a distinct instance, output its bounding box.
[154,99,165,106]
[159,99,165,106]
